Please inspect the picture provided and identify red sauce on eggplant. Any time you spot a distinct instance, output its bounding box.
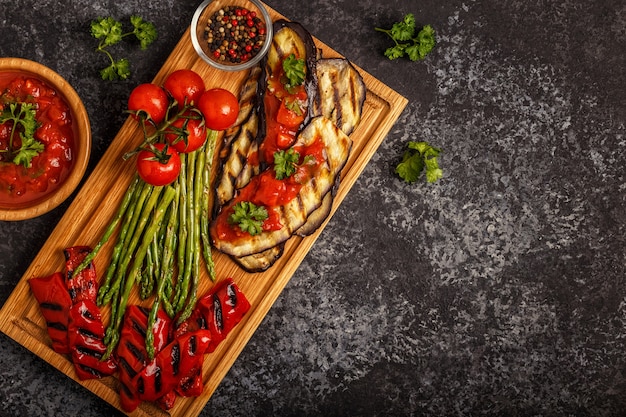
[217,52,316,240]
[258,57,307,165]
[0,73,75,207]
[215,134,326,241]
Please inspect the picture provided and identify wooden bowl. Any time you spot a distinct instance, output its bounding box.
[0,58,91,221]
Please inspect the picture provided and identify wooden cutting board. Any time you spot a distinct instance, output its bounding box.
[0,3,407,416]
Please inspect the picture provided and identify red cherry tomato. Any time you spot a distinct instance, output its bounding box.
[165,111,207,153]
[197,88,239,131]
[275,131,296,149]
[136,143,181,186]
[276,100,305,129]
[128,83,170,124]
[163,69,206,107]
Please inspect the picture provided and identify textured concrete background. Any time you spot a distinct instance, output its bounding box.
[1,0,625,416]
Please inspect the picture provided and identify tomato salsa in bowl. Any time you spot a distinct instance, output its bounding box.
[0,58,91,221]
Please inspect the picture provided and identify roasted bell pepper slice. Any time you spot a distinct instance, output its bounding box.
[175,278,250,353]
[28,272,72,354]
[64,246,98,304]
[201,278,250,352]
[68,299,117,380]
[176,368,204,398]
[133,329,212,403]
[116,305,172,412]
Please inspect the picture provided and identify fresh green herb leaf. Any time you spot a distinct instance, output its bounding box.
[283,97,303,116]
[91,17,124,47]
[405,25,436,61]
[228,201,269,236]
[130,15,158,50]
[91,15,157,81]
[282,54,306,89]
[0,102,43,168]
[12,138,44,168]
[384,44,407,60]
[395,141,443,184]
[390,13,416,42]
[375,14,436,61]
[100,58,131,81]
[274,149,300,180]
[302,154,316,165]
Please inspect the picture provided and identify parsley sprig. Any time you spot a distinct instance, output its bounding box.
[90,15,158,81]
[274,149,300,180]
[282,54,306,91]
[0,102,43,168]
[395,141,443,184]
[228,201,269,236]
[375,13,436,61]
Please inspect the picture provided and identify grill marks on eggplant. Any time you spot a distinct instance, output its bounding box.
[211,117,352,259]
[313,58,366,136]
[235,245,285,271]
[214,66,263,215]
[210,20,365,271]
[215,112,261,210]
[222,65,262,143]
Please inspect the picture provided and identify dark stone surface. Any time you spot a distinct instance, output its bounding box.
[1,0,625,416]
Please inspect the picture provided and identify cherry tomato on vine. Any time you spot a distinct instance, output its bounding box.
[197,88,239,131]
[128,83,170,124]
[163,69,206,107]
[136,143,181,186]
[165,111,207,153]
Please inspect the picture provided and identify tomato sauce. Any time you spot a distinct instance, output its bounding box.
[215,134,326,241]
[0,73,75,207]
[258,58,307,165]
[216,52,315,240]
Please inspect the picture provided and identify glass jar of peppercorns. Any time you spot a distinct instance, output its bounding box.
[191,0,273,71]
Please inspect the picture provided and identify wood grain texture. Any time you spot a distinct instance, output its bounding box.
[0,4,407,416]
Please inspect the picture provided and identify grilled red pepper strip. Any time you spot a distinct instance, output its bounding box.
[208,278,250,352]
[132,329,212,403]
[28,272,72,354]
[64,246,98,304]
[116,305,172,412]
[177,278,250,352]
[176,368,204,398]
[68,299,117,380]
[156,390,178,411]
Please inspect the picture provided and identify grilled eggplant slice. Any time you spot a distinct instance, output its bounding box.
[213,20,318,213]
[214,66,263,213]
[295,181,336,237]
[210,116,352,258]
[221,65,263,148]
[294,59,366,236]
[313,58,367,136]
[215,110,261,211]
[210,21,367,271]
[265,19,319,127]
[235,244,285,272]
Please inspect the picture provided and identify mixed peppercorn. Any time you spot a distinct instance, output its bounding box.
[203,6,267,64]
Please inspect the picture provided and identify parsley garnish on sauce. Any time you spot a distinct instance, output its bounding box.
[282,54,306,90]
[228,201,269,236]
[274,149,300,180]
[0,102,43,168]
